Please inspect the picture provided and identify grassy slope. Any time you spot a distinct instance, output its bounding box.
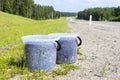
[0,11,35,27]
[0,11,70,48]
[0,11,70,79]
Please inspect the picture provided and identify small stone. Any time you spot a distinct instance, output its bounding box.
[114,40,117,43]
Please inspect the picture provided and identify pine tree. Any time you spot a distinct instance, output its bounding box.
[3,0,12,13]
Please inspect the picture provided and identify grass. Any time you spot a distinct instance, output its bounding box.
[52,68,68,76]
[61,63,79,70]
[0,11,82,80]
[0,43,79,79]
[52,64,79,76]
[0,11,70,48]
[77,47,87,60]
[0,11,81,79]
[101,64,108,77]
[78,57,87,60]
[77,47,83,55]
[116,78,120,80]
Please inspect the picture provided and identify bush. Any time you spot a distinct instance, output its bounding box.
[109,16,120,21]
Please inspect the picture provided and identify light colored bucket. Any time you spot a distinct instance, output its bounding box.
[48,33,82,64]
[21,35,60,71]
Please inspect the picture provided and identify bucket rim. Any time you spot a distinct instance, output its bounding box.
[21,35,59,43]
[48,33,80,38]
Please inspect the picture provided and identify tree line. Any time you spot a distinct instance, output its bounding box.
[77,6,120,21]
[0,0,60,20]
[60,12,77,17]
[0,0,77,20]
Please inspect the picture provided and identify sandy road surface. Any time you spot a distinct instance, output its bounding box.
[55,18,120,80]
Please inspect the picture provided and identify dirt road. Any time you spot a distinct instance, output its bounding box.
[55,18,120,80]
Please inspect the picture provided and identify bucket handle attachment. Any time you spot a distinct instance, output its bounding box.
[77,36,82,46]
[55,41,61,51]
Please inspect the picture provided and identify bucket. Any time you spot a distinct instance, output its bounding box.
[21,35,60,71]
[48,33,82,64]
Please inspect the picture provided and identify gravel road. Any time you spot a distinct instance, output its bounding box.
[55,18,120,80]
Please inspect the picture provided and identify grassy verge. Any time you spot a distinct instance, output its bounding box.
[0,12,81,80]
[0,18,69,48]
[52,64,79,77]
[0,43,79,79]
[0,11,70,48]
[0,12,78,79]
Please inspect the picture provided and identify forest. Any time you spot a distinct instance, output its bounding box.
[60,12,77,17]
[0,0,77,20]
[0,0,61,20]
[77,6,120,21]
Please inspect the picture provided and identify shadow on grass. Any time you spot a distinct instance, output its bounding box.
[7,54,26,68]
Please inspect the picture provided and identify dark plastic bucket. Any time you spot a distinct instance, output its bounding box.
[48,33,82,64]
[22,35,60,71]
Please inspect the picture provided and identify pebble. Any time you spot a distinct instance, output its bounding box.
[55,19,120,80]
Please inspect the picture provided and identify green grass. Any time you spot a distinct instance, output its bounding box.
[77,47,83,55]
[78,57,87,60]
[116,78,120,80]
[77,47,87,60]
[0,11,70,79]
[0,11,35,27]
[101,64,108,77]
[52,68,68,76]
[0,11,70,49]
[0,43,79,79]
[61,63,79,70]
[52,64,79,77]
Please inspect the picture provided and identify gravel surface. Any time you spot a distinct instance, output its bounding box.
[55,18,120,80]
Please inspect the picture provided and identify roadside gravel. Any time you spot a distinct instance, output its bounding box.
[55,19,120,80]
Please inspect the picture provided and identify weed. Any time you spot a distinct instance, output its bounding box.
[61,63,79,70]
[116,78,120,80]
[77,47,83,55]
[52,64,79,77]
[78,57,87,60]
[101,64,108,77]
[52,68,68,76]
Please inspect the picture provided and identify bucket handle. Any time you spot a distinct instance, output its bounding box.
[55,41,61,51]
[77,36,82,46]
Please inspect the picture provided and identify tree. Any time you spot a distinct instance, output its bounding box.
[114,6,120,17]
[1,0,61,20]
[0,0,4,11]
[3,0,12,13]
[77,7,118,21]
